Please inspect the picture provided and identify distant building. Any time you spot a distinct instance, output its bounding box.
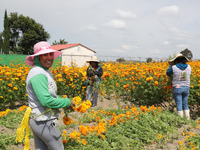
[52,43,96,67]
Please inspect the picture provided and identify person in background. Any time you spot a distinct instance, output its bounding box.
[25,41,75,150]
[86,56,103,107]
[166,53,191,119]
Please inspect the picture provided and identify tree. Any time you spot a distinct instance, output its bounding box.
[168,51,176,60]
[180,48,193,60]
[0,33,3,54]
[3,10,10,54]
[116,57,125,63]
[146,57,152,63]
[52,39,68,45]
[8,12,50,54]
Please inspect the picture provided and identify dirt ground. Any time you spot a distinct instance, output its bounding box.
[3,97,200,150]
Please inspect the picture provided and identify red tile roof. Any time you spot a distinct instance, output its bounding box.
[51,43,96,53]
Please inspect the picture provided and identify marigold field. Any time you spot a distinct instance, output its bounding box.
[0,59,200,149]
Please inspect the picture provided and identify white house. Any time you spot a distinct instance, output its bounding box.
[51,43,96,67]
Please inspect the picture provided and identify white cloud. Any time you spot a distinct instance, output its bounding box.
[79,24,98,32]
[104,19,126,29]
[116,9,137,19]
[149,49,161,54]
[121,44,138,50]
[113,48,126,53]
[87,24,98,30]
[163,41,170,45]
[176,44,188,48]
[157,5,179,16]
[169,27,187,40]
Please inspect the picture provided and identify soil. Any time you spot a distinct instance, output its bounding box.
[1,96,200,150]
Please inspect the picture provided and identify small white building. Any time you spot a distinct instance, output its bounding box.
[52,43,96,67]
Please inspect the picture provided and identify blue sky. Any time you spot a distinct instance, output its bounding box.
[0,0,200,61]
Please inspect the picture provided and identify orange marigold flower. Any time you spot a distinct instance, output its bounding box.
[178,141,183,145]
[101,135,105,140]
[63,116,73,125]
[154,81,159,86]
[62,139,67,144]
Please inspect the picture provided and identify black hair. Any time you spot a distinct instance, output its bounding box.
[175,57,187,64]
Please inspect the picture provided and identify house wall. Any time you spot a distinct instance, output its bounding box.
[61,45,95,67]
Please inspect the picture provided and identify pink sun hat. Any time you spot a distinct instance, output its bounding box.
[25,41,63,66]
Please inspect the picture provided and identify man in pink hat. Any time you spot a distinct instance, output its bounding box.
[25,41,75,150]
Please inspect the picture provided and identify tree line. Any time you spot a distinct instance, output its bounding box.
[0,10,68,55]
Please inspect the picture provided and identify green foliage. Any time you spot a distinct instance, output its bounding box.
[63,107,191,149]
[52,39,68,45]
[3,10,10,54]
[168,51,177,60]
[0,111,25,129]
[0,133,16,150]
[146,57,152,63]
[116,57,125,63]
[180,48,193,60]
[8,12,50,54]
[0,33,3,53]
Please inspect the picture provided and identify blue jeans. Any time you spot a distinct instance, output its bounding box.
[86,86,99,107]
[173,86,190,111]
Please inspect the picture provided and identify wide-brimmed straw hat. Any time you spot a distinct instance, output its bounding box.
[168,53,189,66]
[25,41,63,66]
[86,56,100,63]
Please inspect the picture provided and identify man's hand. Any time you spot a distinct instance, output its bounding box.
[70,101,75,108]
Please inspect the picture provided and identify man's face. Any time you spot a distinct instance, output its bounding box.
[39,52,54,68]
[91,62,97,67]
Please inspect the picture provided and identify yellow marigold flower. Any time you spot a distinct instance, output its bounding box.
[56,74,62,78]
[8,83,12,87]
[82,139,87,145]
[158,134,162,138]
[178,141,183,145]
[13,87,18,90]
[17,73,22,77]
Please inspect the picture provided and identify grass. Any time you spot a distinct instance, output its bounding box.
[0,105,199,150]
